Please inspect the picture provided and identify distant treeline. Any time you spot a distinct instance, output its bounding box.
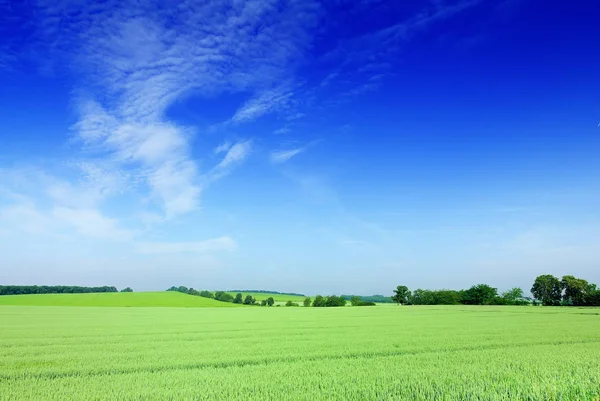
[341,294,393,303]
[391,274,600,307]
[0,285,119,296]
[229,289,305,297]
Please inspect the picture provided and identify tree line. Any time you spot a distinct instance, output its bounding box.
[0,285,123,296]
[341,294,393,303]
[391,274,600,306]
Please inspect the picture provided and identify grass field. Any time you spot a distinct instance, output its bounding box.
[1,305,599,400]
[224,291,307,302]
[0,291,241,307]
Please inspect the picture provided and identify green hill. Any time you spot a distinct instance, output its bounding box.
[0,291,242,307]
[225,291,307,302]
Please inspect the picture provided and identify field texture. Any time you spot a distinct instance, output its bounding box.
[1,305,599,400]
[0,291,240,307]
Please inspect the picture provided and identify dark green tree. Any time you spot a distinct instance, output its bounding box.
[531,275,562,306]
[243,295,256,305]
[561,275,590,306]
[392,286,411,305]
[325,295,346,307]
[350,296,361,306]
[120,287,133,292]
[312,295,326,307]
[199,290,214,298]
[303,297,312,307]
[461,284,498,305]
[233,293,243,304]
[266,297,275,306]
[260,299,267,306]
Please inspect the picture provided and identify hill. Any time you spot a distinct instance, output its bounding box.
[0,291,242,307]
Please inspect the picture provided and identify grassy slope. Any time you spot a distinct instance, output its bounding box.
[0,291,241,307]
[224,291,306,302]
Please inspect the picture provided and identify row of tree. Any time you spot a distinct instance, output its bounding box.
[390,274,600,306]
[531,275,600,306]
[390,284,529,306]
[341,294,393,303]
[0,285,120,296]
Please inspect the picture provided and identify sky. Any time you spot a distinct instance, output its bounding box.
[0,0,599,296]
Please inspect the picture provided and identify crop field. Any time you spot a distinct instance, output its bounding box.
[0,291,240,307]
[1,305,599,400]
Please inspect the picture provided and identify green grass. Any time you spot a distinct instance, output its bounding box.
[0,291,241,307]
[1,305,599,400]
[224,291,307,302]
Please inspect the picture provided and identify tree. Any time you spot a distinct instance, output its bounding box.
[325,295,346,307]
[187,288,200,296]
[392,286,411,305]
[260,299,267,306]
[120,287,133,292]
[312,295,326,307]
[214,291,234,302]
[233,293,243,304]
[303,297,312,307]
[199,290,214,299]
[266,297,275,306]
[561,275,590,306]
[501,287,524,305]
[461,284,498,305]
[350,296,361,306]
[531,275,562,306]
[243,295,256,305]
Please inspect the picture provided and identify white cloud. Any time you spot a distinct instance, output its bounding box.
[52,207,136,241]
[215,140,253,170]
[135,236,236,254]
[214,142,232,154]
[271,148,306,164]
[231,86,295,123]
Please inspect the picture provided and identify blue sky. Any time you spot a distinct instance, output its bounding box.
[1,0,599,295]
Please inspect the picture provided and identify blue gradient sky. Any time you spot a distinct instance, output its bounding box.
[1,0,599,295]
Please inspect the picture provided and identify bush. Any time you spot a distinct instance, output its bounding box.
[120,287,133,292]
[285,301,299,307]
[357,301,376,306]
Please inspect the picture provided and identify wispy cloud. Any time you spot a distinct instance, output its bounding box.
[135,236,236,255]
[271,148,306,164]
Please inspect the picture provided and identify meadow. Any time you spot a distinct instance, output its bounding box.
[1,300,599,400]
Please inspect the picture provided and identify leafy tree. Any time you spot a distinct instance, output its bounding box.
[357,301,376,306]
[187,288,200,296]
[214,291,234,302]
[233,293,243,304]
[501,287,524,305]
[561,275,590,306]
[325,295,346,307]
[199,290,214,298]
[266,297,275,306]
[243,295,256,305]
[391,286,411,305]
[312,295,326,307]
[461,284,498,305]
[120,287,133,292]
[167,286,178,292]
[531,275,562,306]
[260,299,267,306]
[350,296,361,306]
[303,297,312,307]
[177,286,189,294]
[285,300,299,306]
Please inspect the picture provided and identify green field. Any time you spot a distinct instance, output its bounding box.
[1,305,599,400]
[0,291,240,307]
[224,291,307,302]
